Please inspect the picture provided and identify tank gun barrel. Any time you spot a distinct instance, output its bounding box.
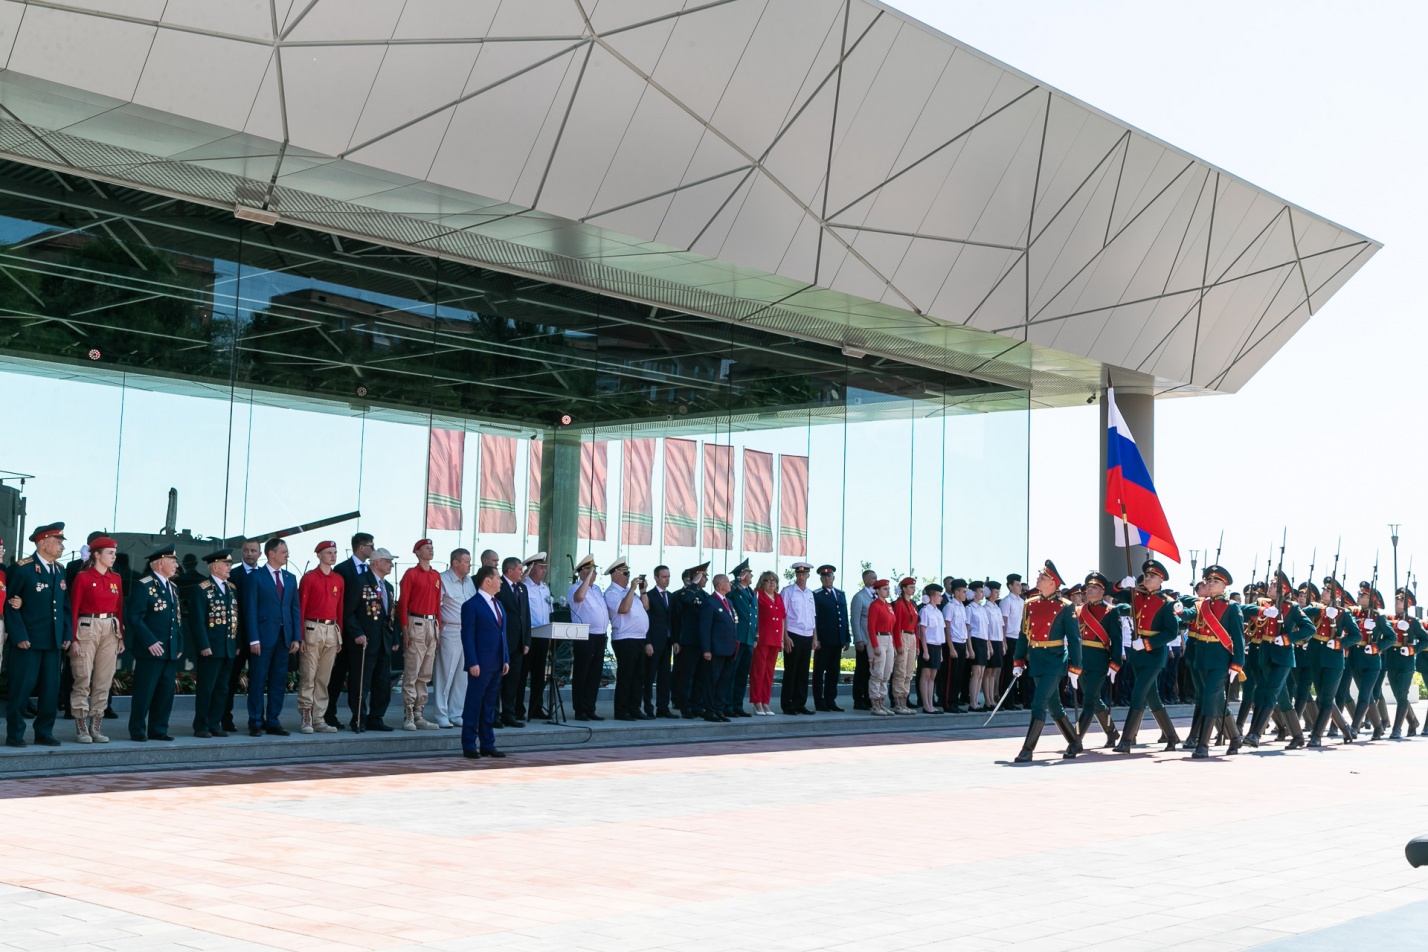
[230,510,361,544]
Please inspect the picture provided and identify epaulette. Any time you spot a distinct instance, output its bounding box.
[16,557,32,566]
[200,580,213,590]
[1058,597,1072,607]
[139,575,153,585]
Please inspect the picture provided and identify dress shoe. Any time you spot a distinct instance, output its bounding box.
[323,716,342,730]
[529,709,549,720]
[4,738,25,748]
[635,711,653,720]
[826,703,844,712]
[718,714,731,722]
[129,735,148,743]
[149,734,175,742]
[643,708,656,719]
[574,715,593,722]
[703,713,723,722]
[814,703,832,712]
[33,735,60,747]
[366,721,393,732]
[615,714,637,721]
[797,707,815,715]
[735,708,753,718]
[349,720,366,734]
[265,726,291,736]
[211,728,228,738]
[462,749,481,759]
[248,728,263,737]
[681,711,697,719]
[503,717,526,728]
[657,710,678,719]
[853,702,873,711]
[586,713,604,721]
[194,729,213,739]
[479,749,507,758]
[221,720,238,733]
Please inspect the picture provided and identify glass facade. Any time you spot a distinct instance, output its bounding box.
[0,160,1028,590]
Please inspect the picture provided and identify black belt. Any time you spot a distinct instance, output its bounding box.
[80,613,117,619]
[305,618,338,624]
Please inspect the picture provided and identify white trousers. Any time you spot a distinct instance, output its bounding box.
[432,631,466,721]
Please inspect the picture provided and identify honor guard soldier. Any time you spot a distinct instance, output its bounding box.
[1114,559,1183,753]
[1240,570,1311,748]
[812,565,850,711]
[674,563,710,717]
[726,559,759,718]
[297,542,345,734]
[1011,560,1083,763]
[398,539,444,730]
[1181,565,1246,759]
[1349,582,1393,738]
[1386,588,1426,738]
[126,545,184,742]
[68,535,124,744]
[1074,572,1127,747]
[1303,578,1360,745]
[4,522,71,748]
[187,550,239,738]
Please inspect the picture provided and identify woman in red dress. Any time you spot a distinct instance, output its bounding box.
[751,571,786,715]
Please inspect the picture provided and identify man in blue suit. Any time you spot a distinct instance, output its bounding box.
[697,573,740,723]
[461,564,510,759]
[242,537,302,737]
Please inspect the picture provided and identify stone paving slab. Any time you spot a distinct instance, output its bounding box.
[2,712,1427,951]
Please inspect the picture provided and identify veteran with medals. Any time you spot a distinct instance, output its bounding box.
[187,549,239,738]
[4,522,71,748]
[125,545,184,742]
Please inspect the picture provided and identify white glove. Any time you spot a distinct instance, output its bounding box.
[1120,576,1135,590]
[1132,638,1147,651]
[1325,607,1340,619]
[1273,636,1286,647]
[1069,673,1079,690]
[1365,619,1376,631]
[1327,639,1339,650]
[1263,606,1279,619]
[1397,620,1410,631]
[1173,602,1184,615]
[1401,647,1413,656]
[1012,665,1024,678]
[1108,668,1117,684]
[1120,618,1133,635]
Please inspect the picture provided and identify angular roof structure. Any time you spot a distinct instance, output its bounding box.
[0,0,1378,406]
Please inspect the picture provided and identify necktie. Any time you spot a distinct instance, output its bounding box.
[493,598,504,627]
[359,562,367,575]
[275,570,284,600]
[379,581,389,614]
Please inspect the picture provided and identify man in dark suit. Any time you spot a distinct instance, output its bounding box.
[4,522,71,748]
[222,539,263,733]
[126,545,185,742]
[242,537,301,737]
[812,565,851,711]
[461,565,510,759]
[495,556,531,727]
[643,564,675,718]
[675,563,710,717]
[697,574,739,723]
[324,531,374,729]
[343,547,398,732]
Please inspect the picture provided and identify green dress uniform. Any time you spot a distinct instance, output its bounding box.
[3,533,71,747]
[1348,594,1394,737]
[1012,561,1083,763]
[1302,586,1360,745]
[1181,566,1247,759]
[1114,559,1182,754]
[1073,574,1127,747]
[725,574,759,716]
[186,557,239,736]
[1384,600,1427,737]
[126,568,184,741]
[1239,592,1312,748]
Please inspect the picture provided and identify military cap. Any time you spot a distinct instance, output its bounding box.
[923,582,944,596]
[314,540,336,554]
[89,536,118,550]
[873,578,890,590]
[1066,583,1084,597]
[1398,586,1416,608]
[575,553,597,572]
[605,556,630,575]
[1202,564,1233,585]
[29,522,64,543]
[1083,571,1111,590]
[146,543,177,563]
[412,538,433,554]
[523,551,548,566]
[988,580,1002,591]
[949,577,968,591]
[898,576,917,589]
[733,558,751,576]
[371,547,396,562]
[202,548,233,564]
[1141,558,1170,582]
[817,564,837,576]
[1273,569,1293,593]
[1006,573,1022,584]
[1039,559,1063,587]
[1359,581,1384,609]
[790,561,813,572]
[1299,581,1322,601]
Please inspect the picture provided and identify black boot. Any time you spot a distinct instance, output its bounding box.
[1309,702,1333,747]
[1114,709,1143,753]
[1284,709,1306,749]
[1192,714,1211,759]
[1096,709,1119,748]
[1182,712,1202,750]
[1392,705,1408,740]
[1223,715,1242,755]
[1330,705,1355,744]
[1151,708,1180,751]
[1076,709,1095,741]
[1054,716,1083,759]
[1014,719,1043,764]
[1245,706,1272,748]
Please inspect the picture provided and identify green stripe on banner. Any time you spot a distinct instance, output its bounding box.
[705,519,732,532]
[427,493,460,508]
[479,500,516,513]
[745,521,771,534]
[622,513,654,526]
[779,527,809,541]
[666,514,697,528]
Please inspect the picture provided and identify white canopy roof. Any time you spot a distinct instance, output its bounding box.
[0,0,1378,405]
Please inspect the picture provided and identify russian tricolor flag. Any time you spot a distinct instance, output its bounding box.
[1105,388,1180,563]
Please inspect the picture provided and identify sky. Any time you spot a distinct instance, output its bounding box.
[891,0,1426,592]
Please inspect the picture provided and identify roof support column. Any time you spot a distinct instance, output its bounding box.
[538,426,581,606]
[1099,386,1154,581]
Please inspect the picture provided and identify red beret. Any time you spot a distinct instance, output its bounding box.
[89,536,118,550]
[413,538,433,554]
[874,579,890,589]
[314,540,336,554]
[899,577,916,588]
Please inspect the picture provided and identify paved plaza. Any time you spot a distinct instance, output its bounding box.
[2,715,1428,952]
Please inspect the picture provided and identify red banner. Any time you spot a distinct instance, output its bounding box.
[622,438,654,546]
[477,434,516,533]
[425,428,464,531]
[778,454,809,556]
[579,442,607,541]
[663,439,697,547]
[742,449,773,553]
[703,443,733,550]
[527,440,542,536]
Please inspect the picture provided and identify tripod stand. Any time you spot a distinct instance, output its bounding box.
[544,638,567,725]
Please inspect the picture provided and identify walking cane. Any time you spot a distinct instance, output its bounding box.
[983,676,1019,727]
[354,639,367,733]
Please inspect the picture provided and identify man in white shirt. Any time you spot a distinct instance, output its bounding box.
[522,554,554,719]
[604,558,650,721]
[434,548,475,728]
[780,562,818,715]
[940,578,969,713]
[568,553,610,721]
[1001,574,1026,709]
